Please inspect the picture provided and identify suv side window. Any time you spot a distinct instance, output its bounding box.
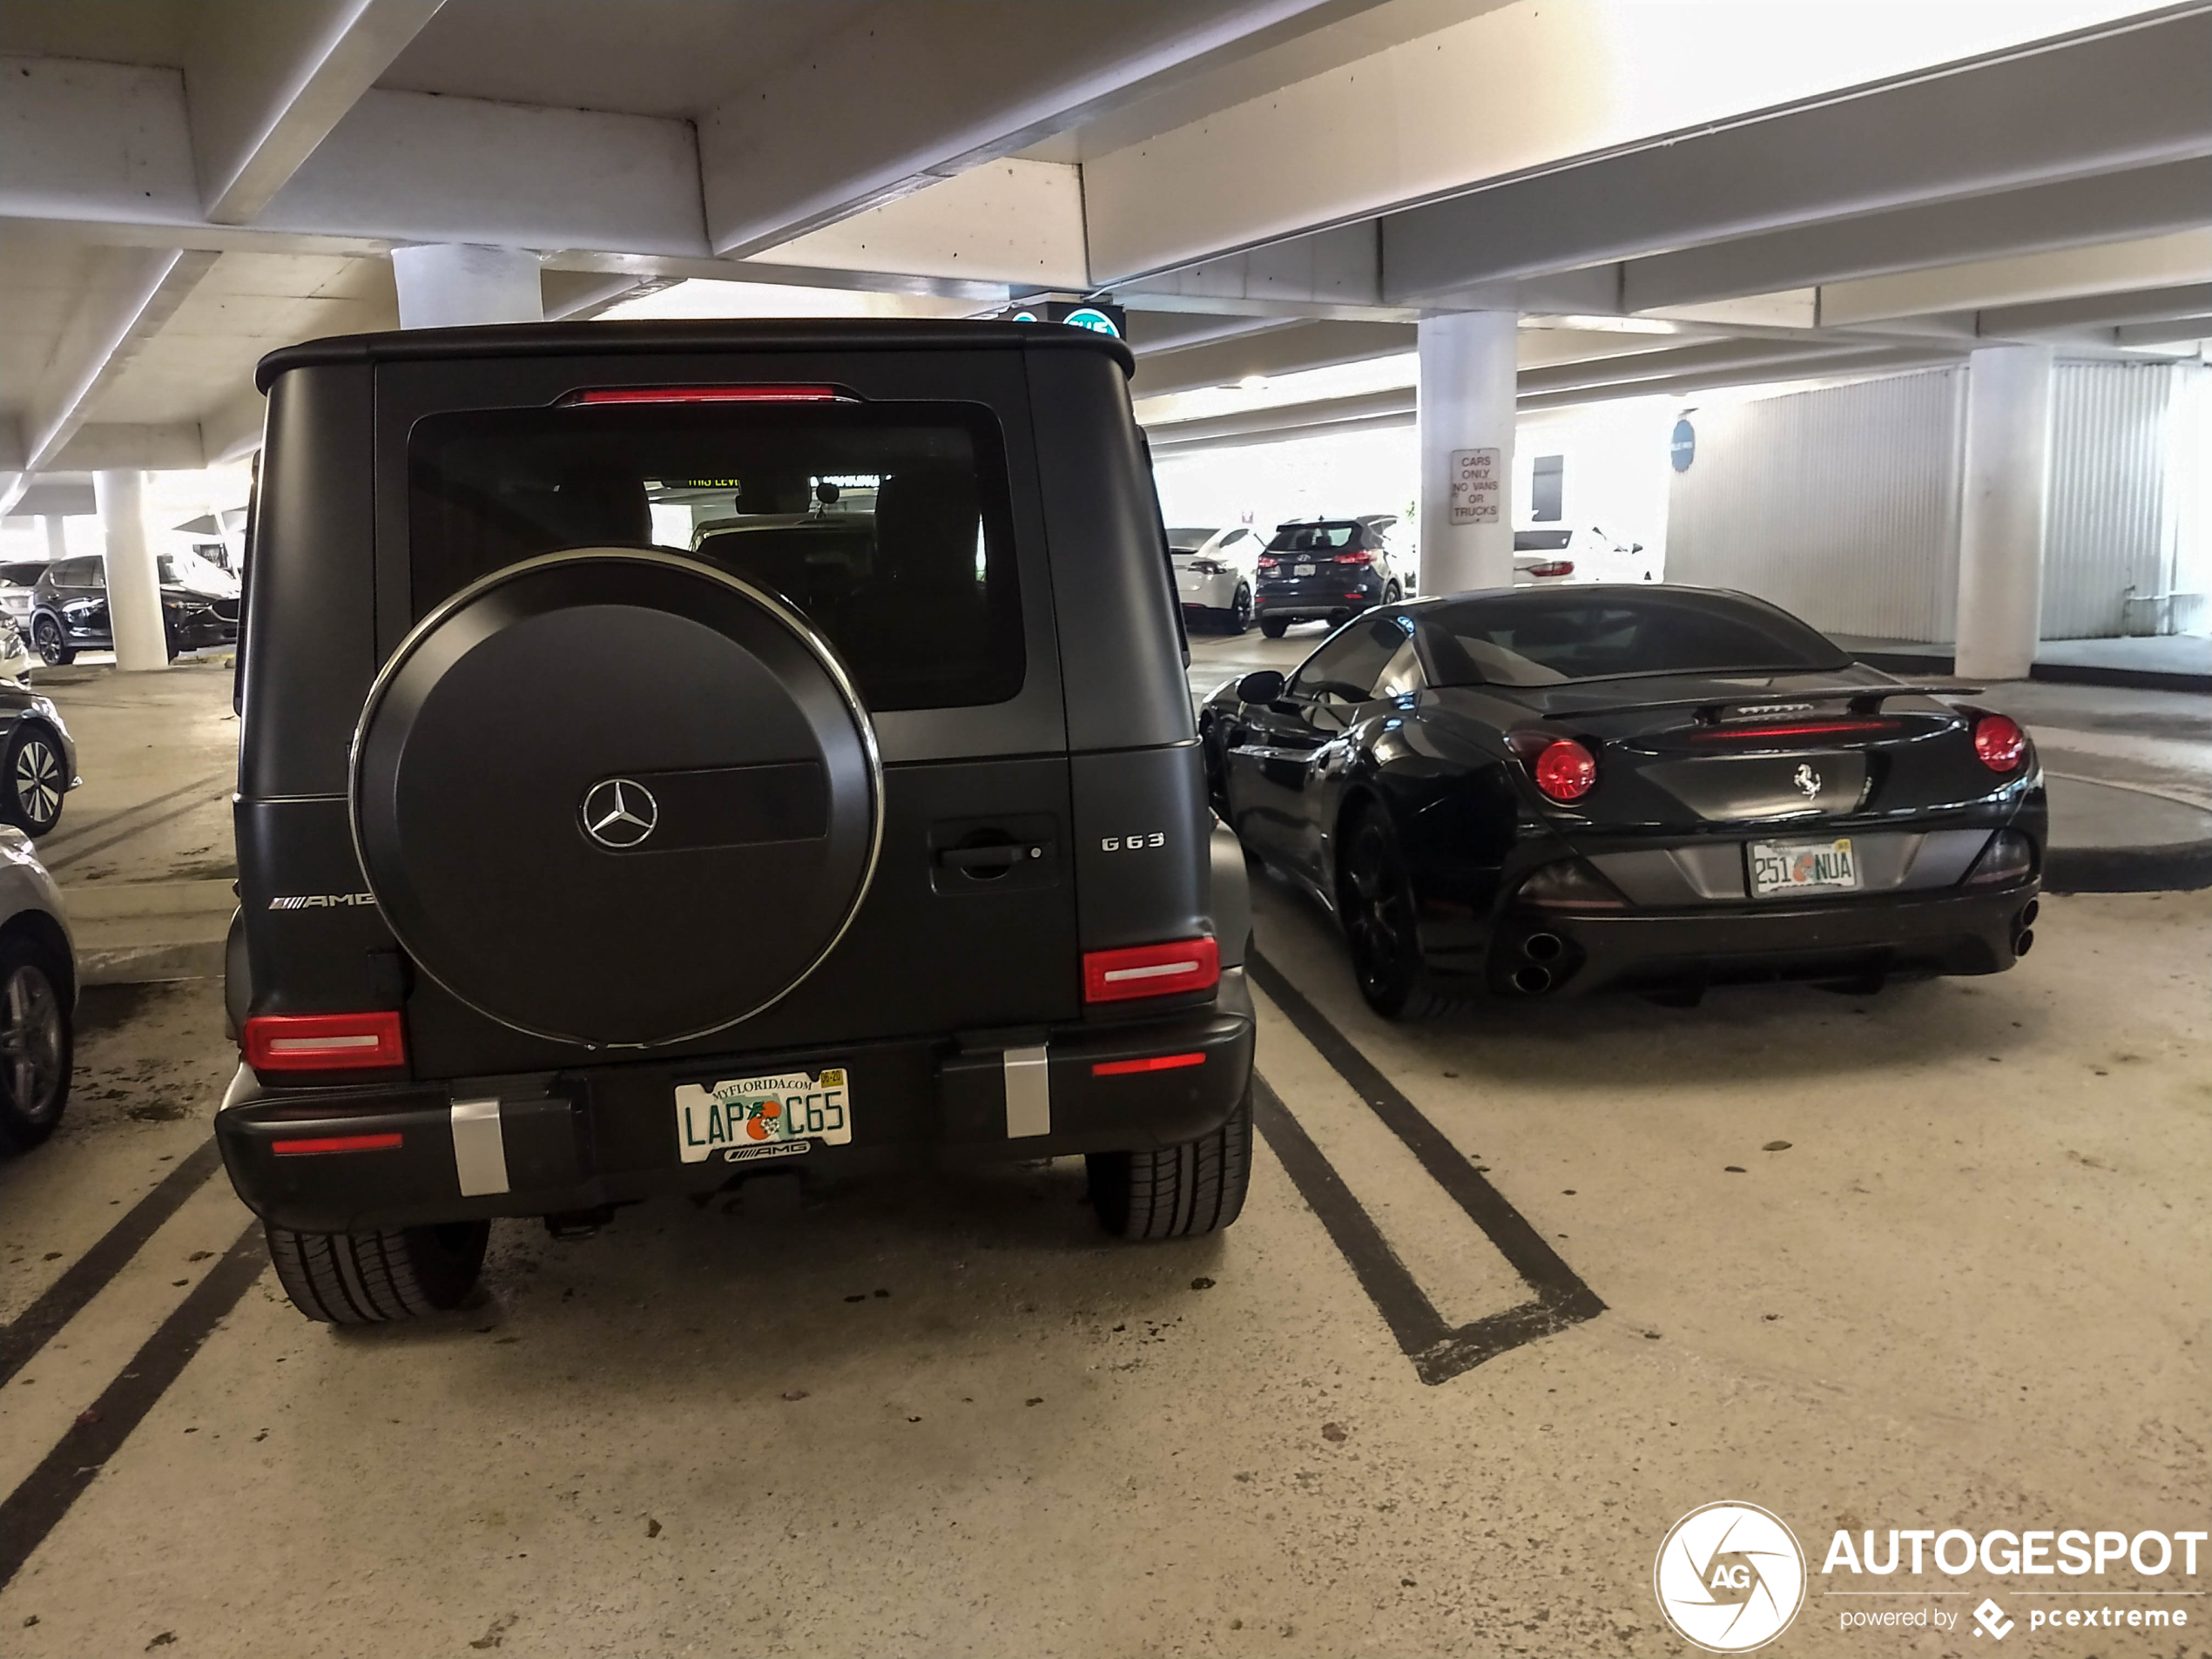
[1290,615,1406,705]
[408,400,1022,713]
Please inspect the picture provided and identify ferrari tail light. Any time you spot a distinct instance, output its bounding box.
[1971,711,2028,772]
[1082,938,1220,1003]
[1508,733,1598,803]
[272,1132,405,1157]
[1526,560,1575,579]
[561,385,850,406]
[243,1011,406,1072]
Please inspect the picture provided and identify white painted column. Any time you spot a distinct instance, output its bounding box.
[1953,344,2054,681]
[390,245,544,329]
[93,470,169,672]
[1417,310,1519,596]
[40,516,67,561]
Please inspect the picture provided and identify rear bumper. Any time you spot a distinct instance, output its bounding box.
[1255,579,1381,619]
[216,972,1256,1233]
[1464,881,2040,996]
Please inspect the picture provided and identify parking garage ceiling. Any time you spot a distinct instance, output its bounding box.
[2,0,2209,503]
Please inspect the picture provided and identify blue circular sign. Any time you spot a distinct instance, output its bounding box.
[1669,418,1696,473]
[1062,306,1123,339]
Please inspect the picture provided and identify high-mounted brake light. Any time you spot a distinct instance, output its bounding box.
[1082,938,1221,1003]
[272,1132,405,1157]
[1972,712,2028,772]
[1692,718,1897,742]
[562,385,849,406]
[243,1011,406,1072]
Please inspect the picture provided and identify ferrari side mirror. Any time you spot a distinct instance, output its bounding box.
[1236,670,1286,704]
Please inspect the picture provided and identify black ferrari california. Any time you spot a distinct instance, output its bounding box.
[1202,586,2046,1017]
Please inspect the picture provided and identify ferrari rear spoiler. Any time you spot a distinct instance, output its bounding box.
[1543,684,1979,721]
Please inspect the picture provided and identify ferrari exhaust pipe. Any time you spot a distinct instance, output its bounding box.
[1512,963,1554,995]
[1521,932,1564,962]
[2014,928,2035,958]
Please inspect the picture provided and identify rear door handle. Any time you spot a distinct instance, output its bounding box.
[939,842,1046,873]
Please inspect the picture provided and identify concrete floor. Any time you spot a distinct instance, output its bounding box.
[1,644,2208,1657]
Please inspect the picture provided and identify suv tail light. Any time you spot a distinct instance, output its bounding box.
[1525,560,1575,579]
[243,1011,406,1072]
[1971,711,2028,772]
[1083,938,1220,1003]
[1257,556,1278,571]
[1333,550,1376,564]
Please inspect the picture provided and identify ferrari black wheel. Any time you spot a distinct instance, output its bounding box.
[1342,807,1453,1020]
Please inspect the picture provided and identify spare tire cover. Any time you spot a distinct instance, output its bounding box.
[352,550,880,1048]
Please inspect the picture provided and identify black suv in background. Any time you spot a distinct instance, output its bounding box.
[1254,517,1406,637]
[30,551,240,664]
[222,319,1256,1323]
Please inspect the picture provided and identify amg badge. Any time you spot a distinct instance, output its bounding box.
[268,892,376,910]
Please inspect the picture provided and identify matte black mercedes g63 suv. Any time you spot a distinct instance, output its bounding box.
[221,320,1255,1324]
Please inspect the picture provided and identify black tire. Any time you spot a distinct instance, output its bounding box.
[1088,1082,1252,1240]
[1383,582,1401,604]
[1340,806,1456,1021]
[2,722,67,835]
[1259,616,1290,638]
[1223,584,1253,635]
[266,1219,491,1324]
[30,616,72,667]
[0,934,71,1154]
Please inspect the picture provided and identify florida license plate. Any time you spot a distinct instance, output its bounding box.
[675,1067,851,1164]
[1748,838,1858,898]
[1293,563,1317,577]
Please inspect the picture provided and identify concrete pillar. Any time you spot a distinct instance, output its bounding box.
[40,516,67,561]
[1954,343,2054,681]
[390,244,544,329]
[1417,310,1519,595]
[93,469,169,672]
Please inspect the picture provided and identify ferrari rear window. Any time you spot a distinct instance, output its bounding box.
[408,399,1022,711]
[1419,591,1847,685]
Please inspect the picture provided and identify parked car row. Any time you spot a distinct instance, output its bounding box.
[29,550,240,665]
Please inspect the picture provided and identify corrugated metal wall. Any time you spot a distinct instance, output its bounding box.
[1665,368,1965,643]
[2041,361,2178,639]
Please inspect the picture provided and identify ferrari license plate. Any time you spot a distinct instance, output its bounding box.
[1748,838,1858,898]
[1293,563,1317,576]
[675,1067,851,1163]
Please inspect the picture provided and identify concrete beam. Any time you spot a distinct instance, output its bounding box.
[185,0,448,224]
[1514,338,1916,399]
[1514,348,1956,413]
[1622,156,2212,314]
[1124,314,1304,354]
[1130,320,1414,397]
[51,423,207,472]
[200,388,272,463]
[1379,10,2212,305]
[0,246,218,516]
[2114,314,2212,347]
[697,0,1380,258]
[759,160,1088,288]
[1978,281,2212,335]
[1140,385,1414,446]
[1084,2,2209,286]
[1822,230,2212,328]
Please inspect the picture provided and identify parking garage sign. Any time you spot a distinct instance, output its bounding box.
[1448,447,1502,524]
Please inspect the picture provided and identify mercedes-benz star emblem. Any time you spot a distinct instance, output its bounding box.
[1793,762,1822,799]
[582,777,659,849]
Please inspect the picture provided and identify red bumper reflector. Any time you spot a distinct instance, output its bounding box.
[563,385,846,406]
[271,1132,405,1157]
[1082,937,1221,1003]
[243,1011,406,1072]
[1091,1052,1207,1076]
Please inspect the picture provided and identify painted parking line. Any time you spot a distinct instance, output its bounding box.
[0,1223,264,1591]
[32,771,231,864]
[1249,949,1605,1384]
[0,1138,222,1389]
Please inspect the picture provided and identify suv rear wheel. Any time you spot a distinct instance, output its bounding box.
[1259,616,1289,638]
[1087,1082,1251,1239]
[266,1219,491,1323]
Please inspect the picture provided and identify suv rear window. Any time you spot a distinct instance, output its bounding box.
[408,400,1022,711]
[1266,523,1361,553]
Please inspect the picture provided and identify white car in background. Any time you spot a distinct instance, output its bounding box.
[1513,525,1658,587]
[1169,525,1262,633]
